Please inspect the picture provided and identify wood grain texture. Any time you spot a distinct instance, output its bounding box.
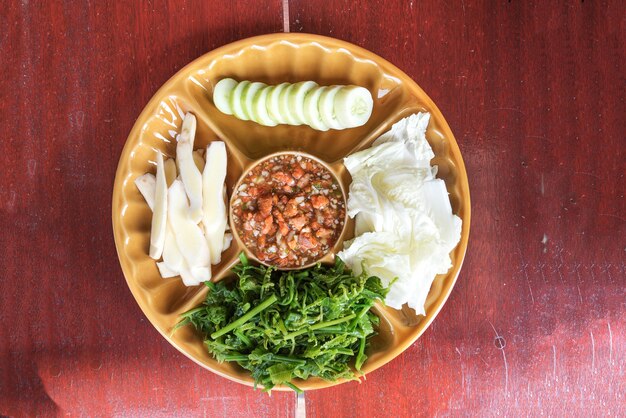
[0,1,293,417]
[290,0,625,417]
[0,0,624,416]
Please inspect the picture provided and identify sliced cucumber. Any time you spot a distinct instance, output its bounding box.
[279,83,302,125]
[221,79,373,129]
[242,82,266,123]
[261,86,277,124]
[230,80,250,120]
[213,78,237,115]
[319,85,344,130]
[251,86,277,126]
[334,86,373,128]
[303,86,329,131]
[267,82,289,124]
[289,81,318,124]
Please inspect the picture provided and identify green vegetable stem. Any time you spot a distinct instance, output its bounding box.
[211,294,278,339]
[175,253,388,392]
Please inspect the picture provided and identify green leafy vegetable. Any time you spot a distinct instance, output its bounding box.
[178,253,388,392]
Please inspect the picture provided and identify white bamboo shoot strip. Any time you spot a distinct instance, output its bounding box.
[161,226,184,273]
[135,172,186,278]
[168,179,211,269]
[202,141,228,265]
[156,261,178,278]
[223,232,233,251]
[149,151,167,260]
[223,184,230,231]
[176,113,203,223]
[135,173,156,210]
[181,266,211,286]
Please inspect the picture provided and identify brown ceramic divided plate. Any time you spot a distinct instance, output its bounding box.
[112,33,471,391]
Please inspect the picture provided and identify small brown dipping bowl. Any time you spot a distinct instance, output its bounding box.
[229,151,349,270]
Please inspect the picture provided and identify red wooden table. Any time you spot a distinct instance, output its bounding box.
[1,1,624,416]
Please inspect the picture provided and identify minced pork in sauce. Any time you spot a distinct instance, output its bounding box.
[231,154,345,268]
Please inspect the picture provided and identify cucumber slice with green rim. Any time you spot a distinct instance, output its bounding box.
[230,81,250,120]
[319,85,344,130]
[224,79,372,129]
[251,86,277,126]
[334,86,373,128]
[303,86,329,131]
[242,82,266,123]
[267,83,289,125]
[289,81,318,124]
[279,83,301,125]
[213,78,237,115]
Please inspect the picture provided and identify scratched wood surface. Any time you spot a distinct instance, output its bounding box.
[1,1,624,417]
[290,1,626,416]
[0,1,295,417]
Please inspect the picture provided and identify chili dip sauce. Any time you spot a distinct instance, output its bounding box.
[231,153,346,268]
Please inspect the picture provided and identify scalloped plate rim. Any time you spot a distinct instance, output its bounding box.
[112,33,471,391]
